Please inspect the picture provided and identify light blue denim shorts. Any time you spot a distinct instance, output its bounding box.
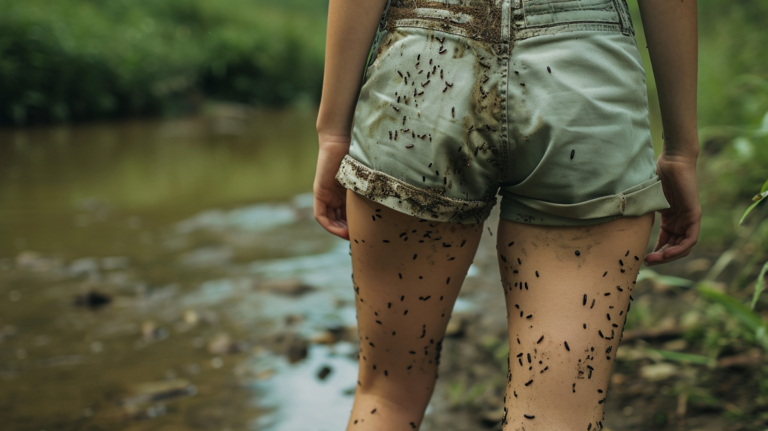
[335,0,671,226]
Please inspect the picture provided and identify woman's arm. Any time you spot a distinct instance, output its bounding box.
[637,0,699,158]
[316,0,389,138]
[637,0,702,266]
[313,0,388,239]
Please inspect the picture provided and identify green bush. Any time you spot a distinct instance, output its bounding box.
[0,0,327,124]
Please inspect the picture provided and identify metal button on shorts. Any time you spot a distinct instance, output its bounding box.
[335,0,671,226]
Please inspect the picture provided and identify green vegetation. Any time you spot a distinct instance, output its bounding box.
[0,0,327,124]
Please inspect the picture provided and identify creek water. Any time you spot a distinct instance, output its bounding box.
[0,105,413,430]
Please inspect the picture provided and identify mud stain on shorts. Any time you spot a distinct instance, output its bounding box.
[385,0,504,43]
[336,155,495,224]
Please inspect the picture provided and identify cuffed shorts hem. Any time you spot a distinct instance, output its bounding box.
[336,154,497,225]
[499,176,671,227]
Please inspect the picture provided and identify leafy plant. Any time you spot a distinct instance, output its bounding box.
[640,269,768,351]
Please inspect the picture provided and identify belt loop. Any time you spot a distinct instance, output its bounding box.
[612,0,633,36]
[501,0,511,41]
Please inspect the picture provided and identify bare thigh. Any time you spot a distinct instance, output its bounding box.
[496,213,654,431]
[345,189,484,429]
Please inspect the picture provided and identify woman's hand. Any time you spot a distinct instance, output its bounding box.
[645,151,702,266]
[313,133,351,240]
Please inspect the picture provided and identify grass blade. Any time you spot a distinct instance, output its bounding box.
[644,348,717,367]
[751,261,768,310]
[738,199,762,226]
[637,269,695,287]
[696,284,767,346]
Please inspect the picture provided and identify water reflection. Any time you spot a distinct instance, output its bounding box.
[0,104,320,257]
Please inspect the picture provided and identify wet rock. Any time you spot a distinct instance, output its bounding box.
[284,314,304,326]
[640,363,678,381]
[101,256,130,270]
[310,331,337,345]
[74,291,112,309]
[122,379,197,416]
[183,310,199,325]
[317,365,332,380]
[207,333,243,354]
[140,321,169,341]
[310,325,348,345]
[478,407,504,426]
[445,314,469,337]
[258,278,316,297]
[69,257,100,278]
[15,251,62,272]
[266,331,309,363]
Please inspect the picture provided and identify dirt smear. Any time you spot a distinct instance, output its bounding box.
[336,155,495,224]
[385,0,504,43]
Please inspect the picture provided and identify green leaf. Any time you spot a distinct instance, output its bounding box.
[637,268,695,287]
[738,199,763,226]
[644,348,717,367]
[696,284,767,339]
[751,261,768,310]
[761,178,768,194]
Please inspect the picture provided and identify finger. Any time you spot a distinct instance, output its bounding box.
[645,234,669,266]
[645,235,697,266]
[314,198,350,240]
[319,214,350,240]
[644,243,670,266]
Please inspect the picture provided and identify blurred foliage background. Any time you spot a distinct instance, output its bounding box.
[0,0,328,124]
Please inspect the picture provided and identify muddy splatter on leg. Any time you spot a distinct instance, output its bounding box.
[496,213,654,431]
[345,189,484,430]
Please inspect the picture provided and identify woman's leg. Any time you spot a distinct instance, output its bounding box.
[345,189,485,431]
[496,213,654,431]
